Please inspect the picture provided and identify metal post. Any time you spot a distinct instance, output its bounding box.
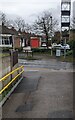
[50,16,52,56]
[64,37,66,58]
[10,50,13,84]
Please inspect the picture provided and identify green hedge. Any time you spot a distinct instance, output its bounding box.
[1,47,13,52]
[15,47,23,52]
[31,48,51,53]
[1,47,23,53]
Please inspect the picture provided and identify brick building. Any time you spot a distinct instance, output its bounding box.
[53,29,75,44]
[0,23,20,48]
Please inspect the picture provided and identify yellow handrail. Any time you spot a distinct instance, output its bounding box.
[0,65,24,82]
[0,70,24,94]
[0,65,24,94]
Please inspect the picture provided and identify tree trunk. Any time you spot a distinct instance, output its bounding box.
[46,33,49,49]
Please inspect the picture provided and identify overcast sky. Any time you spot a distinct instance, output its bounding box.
[0,0,74,24]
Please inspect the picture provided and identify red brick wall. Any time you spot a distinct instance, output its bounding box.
[14,37,20,48]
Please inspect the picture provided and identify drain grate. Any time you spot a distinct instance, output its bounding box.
[16,102,33,112]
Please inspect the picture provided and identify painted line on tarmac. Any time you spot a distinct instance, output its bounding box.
[24,67,73,72]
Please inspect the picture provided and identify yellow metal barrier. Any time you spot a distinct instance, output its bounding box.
[0,65,24,94]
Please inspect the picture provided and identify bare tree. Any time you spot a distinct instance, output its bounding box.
[0,11,13,27]
[24,23,32,33]
[14,17,26,32]
[14,17,33,33]
[33,10,59,48]
[0,11,7,25]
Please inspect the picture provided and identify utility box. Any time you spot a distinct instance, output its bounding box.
[56,49,61,57]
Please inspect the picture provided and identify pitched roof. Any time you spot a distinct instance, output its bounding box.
[1,24,18,35]
[19,31,41,39]
[1,24,42,38]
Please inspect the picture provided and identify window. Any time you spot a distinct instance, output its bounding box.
[2,37,10,45]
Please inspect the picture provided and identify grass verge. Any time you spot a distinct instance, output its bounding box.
[0,53,10,58]
[58,55,74,63]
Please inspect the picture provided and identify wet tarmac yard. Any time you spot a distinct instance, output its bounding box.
[18,59,73,70]
[2,58,73,119]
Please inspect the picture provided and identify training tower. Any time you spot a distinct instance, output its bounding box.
[61,0,71,44]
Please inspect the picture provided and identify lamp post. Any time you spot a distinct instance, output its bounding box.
[50,16,52,56]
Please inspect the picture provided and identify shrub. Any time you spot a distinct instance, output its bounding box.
[66,50,73,56]
[68,40,75,57]
[68,40,75,50]
[15,47,23,52]
[52,48,56,55]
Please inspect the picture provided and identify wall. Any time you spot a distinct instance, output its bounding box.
[0,51,19,90]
